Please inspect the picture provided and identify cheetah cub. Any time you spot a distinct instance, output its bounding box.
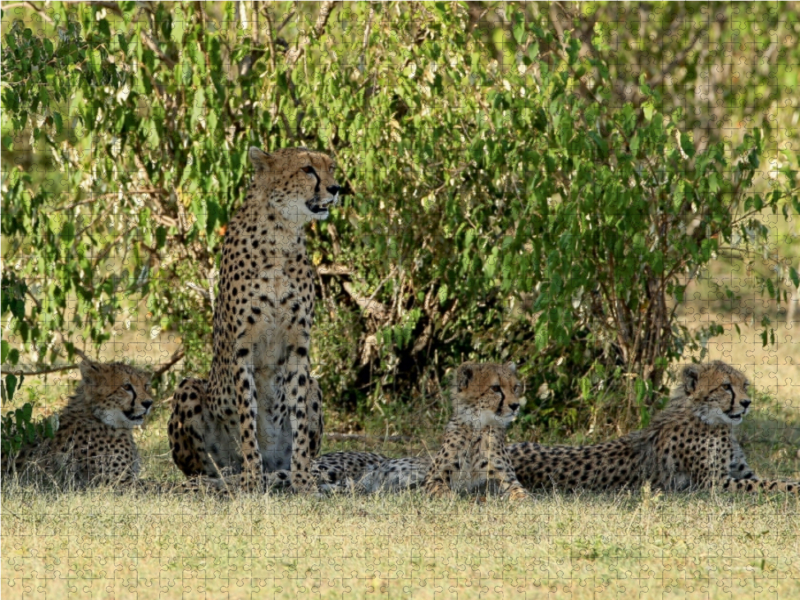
[168,146,339,493]
[423,362,530,501]
[12,359,154,488]
[508,361,800,494]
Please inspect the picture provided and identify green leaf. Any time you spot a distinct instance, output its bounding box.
[789,267,799,289]
[535,326,548,351]
[642,101,654,122]
[155,226,167,249]
[438,283,449,305]
[5,374,18,402]
[512,14,526,45]
[679,132,695,158]
[1,341,8,363]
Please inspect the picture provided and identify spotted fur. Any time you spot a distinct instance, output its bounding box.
[508,361,800,494]
[422,362,530,501]
[14,360,153,488]
[168,145,338,493]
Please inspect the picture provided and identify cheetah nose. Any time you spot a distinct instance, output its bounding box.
[142,400,153,411]
[740,399,751,409]
[509,403,520,411]
[326,185,341,195]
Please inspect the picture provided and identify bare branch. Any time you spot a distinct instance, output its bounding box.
[140,31,176,68]
[649,28,705,87]
[285,1,336,68]
[343,282,391,321]
[317,264,352,276]
[154,348,185,378]
[1,364,78,377]
[262,3,278,72]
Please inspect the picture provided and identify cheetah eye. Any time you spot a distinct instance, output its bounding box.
[123,383,134,393]
[491,385,502,393]
[301,166,316,175]
[723,383,733,393]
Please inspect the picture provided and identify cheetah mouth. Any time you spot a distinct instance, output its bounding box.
[124,410,149,422]
[305,196,335,215]
[726,411,745,421]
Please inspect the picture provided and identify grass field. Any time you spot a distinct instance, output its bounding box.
[3,284,800,598]
[3,482,800,599]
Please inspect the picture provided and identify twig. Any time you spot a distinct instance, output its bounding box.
[317,264,351,276]
[9,2,54,24]
[262,3,277,72]
[285,0,336,68]
[154,348,185,378]
[649,28,705,88]
[342,282,391,320]
[0,364,78,377]
[140,31,176,68]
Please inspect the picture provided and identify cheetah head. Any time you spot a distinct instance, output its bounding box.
[79,360,154,429]
[681,361,752,426]
[452,362,525,429]
[248,146,341,224]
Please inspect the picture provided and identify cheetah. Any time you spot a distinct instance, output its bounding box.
[12,359,153,488]
[169,374,324,484]
[304,362,528,499]
[508,360,800,494]
[310,451,428,494]
[422,362,530,501]
[168,145,339,493]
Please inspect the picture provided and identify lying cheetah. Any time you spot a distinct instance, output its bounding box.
[13,359,153,488]
[168,145,339,493]
[508,361,800,494]
[422,362,530,501]
[310,451,428,494]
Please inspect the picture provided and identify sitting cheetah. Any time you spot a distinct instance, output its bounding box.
[168,145,339,493]
[422,362,530,501]
[508,360,800,494]
[13,359,153,488]
[169,375,323,485]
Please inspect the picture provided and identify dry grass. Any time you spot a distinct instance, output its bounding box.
[3,483,799,599]
[3,355,800,598]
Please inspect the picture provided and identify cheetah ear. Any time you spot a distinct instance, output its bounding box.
[248,146,272,172]
[456,364,474,392]
[79,359,101,383]
[505,362,517,374]
[682,364,701,395]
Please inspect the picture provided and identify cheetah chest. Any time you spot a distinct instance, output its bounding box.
[449,429,499,492]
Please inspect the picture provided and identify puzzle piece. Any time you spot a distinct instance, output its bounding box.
[2,3,800,598]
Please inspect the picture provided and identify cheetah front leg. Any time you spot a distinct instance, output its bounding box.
[232,361,263,492]
[282,359,316,493]
[424,428,467,498]
[478,431,531,501]
[692,438,799,494]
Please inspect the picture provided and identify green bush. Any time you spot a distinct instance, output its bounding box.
[2,3,798,434]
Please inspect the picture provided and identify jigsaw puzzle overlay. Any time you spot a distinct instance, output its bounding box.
[2,2,799,598]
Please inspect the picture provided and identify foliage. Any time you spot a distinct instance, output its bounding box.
[0,402,55,466]
[2,2,799,434]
